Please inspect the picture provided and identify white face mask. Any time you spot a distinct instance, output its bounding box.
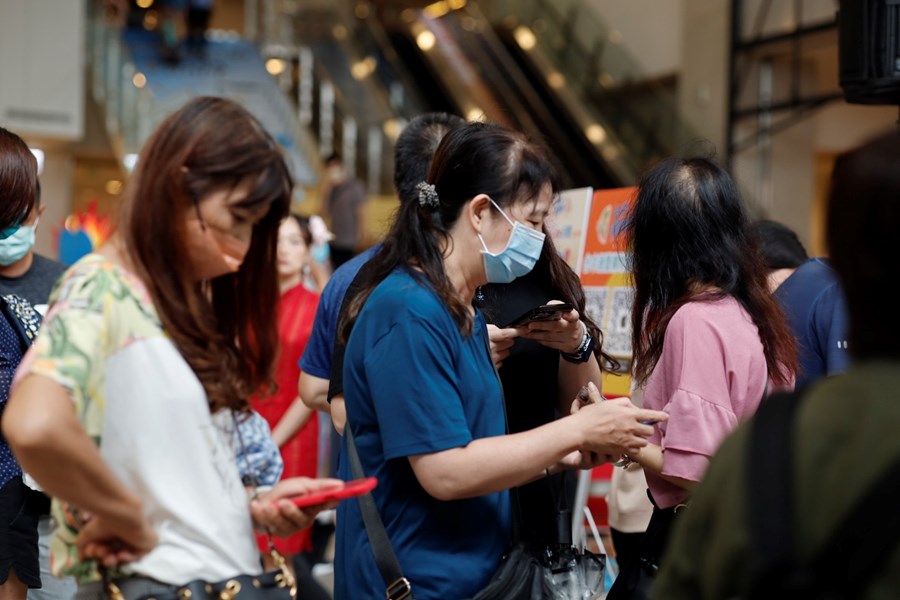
[477,198,545,284]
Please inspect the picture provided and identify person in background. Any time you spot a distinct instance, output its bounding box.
[303,215,331,292]
[751,219,849,388]
[156,0,186,64]
[606,157,797,599]
[607,387,654,576]
[333,122,666,600]
[184,0,213,56]
[0,179,74,600]
[654,129,900,600]
[299,113,464,439]
[249,214,329,599]
[322,153,367,270]
[2,97,339,599]
[0,126,43,600]
[0,180,67,313]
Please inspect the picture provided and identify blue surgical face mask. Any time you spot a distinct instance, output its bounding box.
[0,222,36,266]
[478,198,545,284]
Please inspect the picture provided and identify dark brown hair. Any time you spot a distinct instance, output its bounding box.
[627,157,797,386]
[827,129,900,359]
[0,126,37,229]
[393,112,465,205]
[535,234,619,370]
[340,122,560,342]
[122,97,292,411]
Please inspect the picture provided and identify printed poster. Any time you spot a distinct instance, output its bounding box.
[579,187,636,361]
[546,187,593,272]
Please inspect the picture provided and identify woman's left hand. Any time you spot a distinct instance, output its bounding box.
[250,477,342,537]
[518,300,584,354]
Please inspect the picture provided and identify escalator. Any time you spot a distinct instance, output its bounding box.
[480,0,700,180]
[363,3,621,189]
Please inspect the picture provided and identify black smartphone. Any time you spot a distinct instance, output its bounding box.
[502,303,574,328]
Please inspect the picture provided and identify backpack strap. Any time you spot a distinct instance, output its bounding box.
[748,387,900,597]
[746,390,805,597]
[810,449,900,594]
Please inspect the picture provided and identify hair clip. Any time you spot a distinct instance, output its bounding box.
[416,182,439,209]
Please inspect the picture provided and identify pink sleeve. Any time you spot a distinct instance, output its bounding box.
[659,388,740,482]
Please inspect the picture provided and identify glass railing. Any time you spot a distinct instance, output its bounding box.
[478,0,701,175]
[245,0,424,195]
[87,4,152,168]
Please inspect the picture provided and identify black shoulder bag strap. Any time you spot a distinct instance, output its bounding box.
[748,389,900,598]
[343,311,511,600]
[344,425,414,600]
[747,390,803,596]
[808,446,900,595]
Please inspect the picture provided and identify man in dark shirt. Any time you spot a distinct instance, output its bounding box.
[752,219,849,388]
[322,154,367,270]
[0,181,67,311]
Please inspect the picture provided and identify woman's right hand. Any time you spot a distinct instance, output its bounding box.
[572,383,668,456]
[76,507,158,568]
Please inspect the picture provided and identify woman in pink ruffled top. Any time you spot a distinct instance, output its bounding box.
[607,157,797,599]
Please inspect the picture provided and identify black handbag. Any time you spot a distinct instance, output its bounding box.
[746,391,900,598]
[605,496,684,600]
[467,542,606,600]
[468,478,606,600]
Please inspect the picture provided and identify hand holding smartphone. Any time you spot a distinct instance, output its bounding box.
[288,477,378,508]
[502,303,574,329]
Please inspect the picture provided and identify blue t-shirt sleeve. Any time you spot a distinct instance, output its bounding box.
[812,283,850,376]
[299,290,336,379]
[364,315,473,461]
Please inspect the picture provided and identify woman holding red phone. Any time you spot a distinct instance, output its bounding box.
[333,123,666,600]
[251,214,321,560]
[2,98,340,599]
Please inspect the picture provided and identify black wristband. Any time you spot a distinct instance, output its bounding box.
[561,334,595,363]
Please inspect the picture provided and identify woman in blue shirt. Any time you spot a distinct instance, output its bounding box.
[334,123,667,599]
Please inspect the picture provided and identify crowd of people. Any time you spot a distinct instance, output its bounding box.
[0,92,897,600]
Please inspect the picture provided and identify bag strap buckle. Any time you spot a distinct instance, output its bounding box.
[385,577,412,600]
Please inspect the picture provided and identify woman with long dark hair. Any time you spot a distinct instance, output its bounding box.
[3,97,338,598]
[332,122,667,600]
[607,157,797,598]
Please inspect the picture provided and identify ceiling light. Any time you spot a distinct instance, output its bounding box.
[514,26,536,50]
[416,30,436,51]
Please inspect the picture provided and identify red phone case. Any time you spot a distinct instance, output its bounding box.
[287,477,378,508]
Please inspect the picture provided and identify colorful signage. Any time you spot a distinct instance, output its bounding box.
[546,187,593,273]
[579,188,636,361]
